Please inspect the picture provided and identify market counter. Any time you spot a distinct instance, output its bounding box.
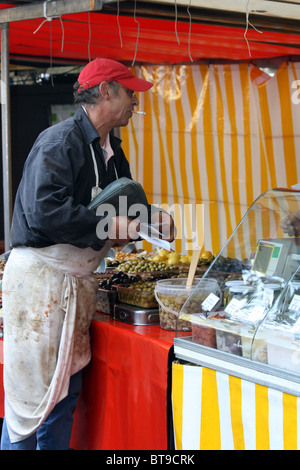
[0,339,3,418]
[1,313,184,450]
[70,313,184,450]
[171,360,300,450]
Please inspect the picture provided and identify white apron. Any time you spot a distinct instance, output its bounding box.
[2,241,113,443]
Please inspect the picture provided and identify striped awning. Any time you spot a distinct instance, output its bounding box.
[122,62,300,254]
[172,361,300,450]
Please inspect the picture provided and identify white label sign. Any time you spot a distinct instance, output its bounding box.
[201,293,220,312]
[289,294,300,313]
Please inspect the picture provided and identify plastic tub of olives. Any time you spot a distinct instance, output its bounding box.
[155,278,219,331]
[114,258,178,275]
[117,280,158,309]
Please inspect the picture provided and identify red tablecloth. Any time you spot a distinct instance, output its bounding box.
[1,314,187,450]
[70,314,180,450]
[0,338,4,418]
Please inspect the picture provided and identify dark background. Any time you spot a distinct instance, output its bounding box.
[0,79,76,246]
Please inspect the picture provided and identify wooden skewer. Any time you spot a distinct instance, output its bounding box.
[186,248,201,288]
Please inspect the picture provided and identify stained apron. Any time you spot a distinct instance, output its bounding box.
[2,241,113,443]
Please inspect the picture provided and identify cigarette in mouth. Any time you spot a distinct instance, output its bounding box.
[132,110,146,115]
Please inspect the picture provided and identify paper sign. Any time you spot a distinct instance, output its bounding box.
[289,294,300,313]
[225,297,244,315]
[263,288,274,308]
[201,293,220,312]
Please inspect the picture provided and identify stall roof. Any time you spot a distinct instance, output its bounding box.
[1,0,300,66]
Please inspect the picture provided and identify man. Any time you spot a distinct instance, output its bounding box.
[1,58,175,450]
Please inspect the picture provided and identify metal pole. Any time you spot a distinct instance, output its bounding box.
[0,0,106,23]
[1,22,12,252]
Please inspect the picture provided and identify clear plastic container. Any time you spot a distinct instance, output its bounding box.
[225,285,254,309]
[240,327,268,363]
[223,280,247,307]
[266,334,300,373]
[269,281,300,328]
[155,278,220,331]
[173,189,300,373]
[286,281,300,317]
[192,323,217,347]
[116,281,158,308]
[216,325,243,356]
[262,283,282,309]
[191,312,225,348]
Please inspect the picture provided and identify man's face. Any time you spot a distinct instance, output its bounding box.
[109,82,139,127]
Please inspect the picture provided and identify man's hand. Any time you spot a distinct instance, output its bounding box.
[108,216,140,244]
[150,210,176,242]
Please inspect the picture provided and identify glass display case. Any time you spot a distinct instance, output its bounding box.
[174,189,300,394]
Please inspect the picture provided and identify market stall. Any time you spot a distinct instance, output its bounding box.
[1,2,300,255]
[69,314,176,450]
[0,248,211,449]
[1,0,300,452]
[0,315,177,450]
[171,188,300,450]
[171,362,300,450]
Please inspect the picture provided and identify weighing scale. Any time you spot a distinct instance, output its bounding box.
[252,238,300,280]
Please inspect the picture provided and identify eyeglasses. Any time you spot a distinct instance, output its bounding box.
[112,82,136,99]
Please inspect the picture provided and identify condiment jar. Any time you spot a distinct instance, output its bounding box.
[223,280,247,307]
[227,285,254,305]
[262,283,282,309]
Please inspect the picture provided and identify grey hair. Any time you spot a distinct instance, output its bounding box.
[73,81,120,105]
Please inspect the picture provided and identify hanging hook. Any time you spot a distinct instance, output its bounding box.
[132,0,140,66]
[174,0,180,45]
[244,0,263,58]
[187,0,193,62]
[117,0,123,48]
[33,0,65,53]
[88,11,91,61]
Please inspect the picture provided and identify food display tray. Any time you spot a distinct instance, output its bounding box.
[96,288,118,315]
[114,303,160,325]
[116,283,157,309]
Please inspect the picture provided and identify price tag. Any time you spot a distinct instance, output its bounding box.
[225,298,243,315]
[292,317,300,332]
[289,294,300,313]
[263,288,274,308]
[201,293,220,312]
[247,304,265,322]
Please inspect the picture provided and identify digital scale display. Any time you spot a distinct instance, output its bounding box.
[252,243,280,274]
[252,239,291,278]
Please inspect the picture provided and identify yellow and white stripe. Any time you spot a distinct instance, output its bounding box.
[121,62,300,255]
[172,362,300,450]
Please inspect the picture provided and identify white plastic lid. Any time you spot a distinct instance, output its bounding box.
[229,286,254,293]
[225,280,246,287]
[291,281,300,289]
[263,284,282,290]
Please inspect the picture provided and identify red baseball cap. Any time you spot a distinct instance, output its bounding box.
[77,58,153,92]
